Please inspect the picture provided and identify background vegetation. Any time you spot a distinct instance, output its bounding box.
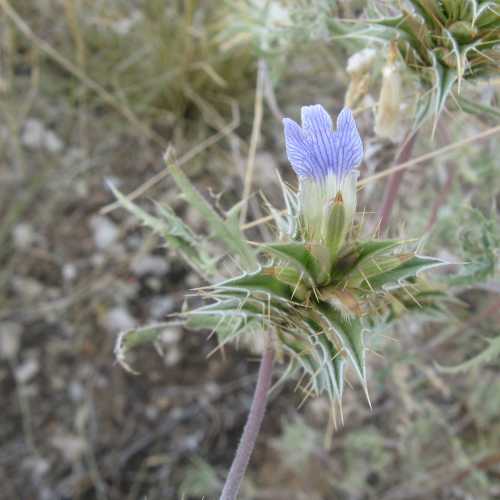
[1,1,499,499]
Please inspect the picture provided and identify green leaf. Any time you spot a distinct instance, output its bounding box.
[344,254,415,288]
[408,0,446,27]
[215,269,293,300]
[372,12,432,62]
[315,333,346,402]
[114,322,181,374]
[364,255,444,289]
[168,162,257,270]
[317,304,368,399]
[109,184,215,277]
[334,239,403,279]
[475,2,500,28]
[431,55,458,123]
[259,242,325,285]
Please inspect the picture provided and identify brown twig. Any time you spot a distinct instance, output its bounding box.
[377,133,417,234]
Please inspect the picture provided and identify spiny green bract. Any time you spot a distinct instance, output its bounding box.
[178,173,442,412]
[112,162,444,415]
[353,0,500,125]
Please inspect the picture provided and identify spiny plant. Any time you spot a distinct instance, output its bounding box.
[353,0,500,127]
[112,104,446,499]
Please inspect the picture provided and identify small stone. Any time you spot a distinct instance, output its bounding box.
[0,321,22,359]
[21,118,63,152]
[164,346,181,366]
[62,263,78,282]
[22,457,50,479]
[130,255,169,277]
[68,381,85,402]
[13,223,35,249]
[50,434,87,463]
[90,215,119,250]
[21,119,45,149]
[149,296,175,319]
[12,277,44,299]
[15,357,39,383]
[111,10,143,35]
[104,307,136,333]
[44,129,64,153]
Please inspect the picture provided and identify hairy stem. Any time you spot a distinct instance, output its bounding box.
[220,346,274,500]
[378,133,417,233]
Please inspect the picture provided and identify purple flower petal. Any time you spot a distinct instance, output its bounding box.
[283,105,363,182]
[283,118,313,179]
[336,108,363,178]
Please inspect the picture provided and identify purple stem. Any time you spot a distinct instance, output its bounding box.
[220,346,274,500]
[378,132,417,234]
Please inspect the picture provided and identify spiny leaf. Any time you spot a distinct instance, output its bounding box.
[431,53,458,125]
[344,254,415,288]
[315,333,346,402]
[334,239,403,278]
[259,242,325,285]
[109,184,215,277]
[475,2,500,27]
[215,269,293,300]
[168,162,257,270]
[114,322,181,374]
[365,255,445,289]
[317,304,367,394]
[408,0,446,27]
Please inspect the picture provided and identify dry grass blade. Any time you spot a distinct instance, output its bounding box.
[0,0,166,147]
[359,123,500,186]
[100,102,240,214]
[240,59,265,225]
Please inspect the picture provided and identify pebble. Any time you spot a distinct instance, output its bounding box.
[89,215,119,250]
[15,357,39,384]
[104,307,136,333]
[21,118,63,152]
[0,321,22,359]
[13,223,35,249]
[50,434,87,463]
[130,254,169,277]
[149,296,175,319]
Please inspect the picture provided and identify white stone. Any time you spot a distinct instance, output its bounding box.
[130,254,169,276]
[44,129,63,153]
[0,321,22,359]
[90,215,119,249]
[21,118,64,152]
[149,296,175,319]
[164,346,181,366]
[62,263,78,282]
[50,434,87,463]
[111,10,143,35]
[104,307,136,333]
[15,357,39,383]
[21,119,45,148]
[13,223,35,249]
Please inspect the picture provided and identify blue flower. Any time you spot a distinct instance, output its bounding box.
[283,105,363,183]
[282,105,363,243]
